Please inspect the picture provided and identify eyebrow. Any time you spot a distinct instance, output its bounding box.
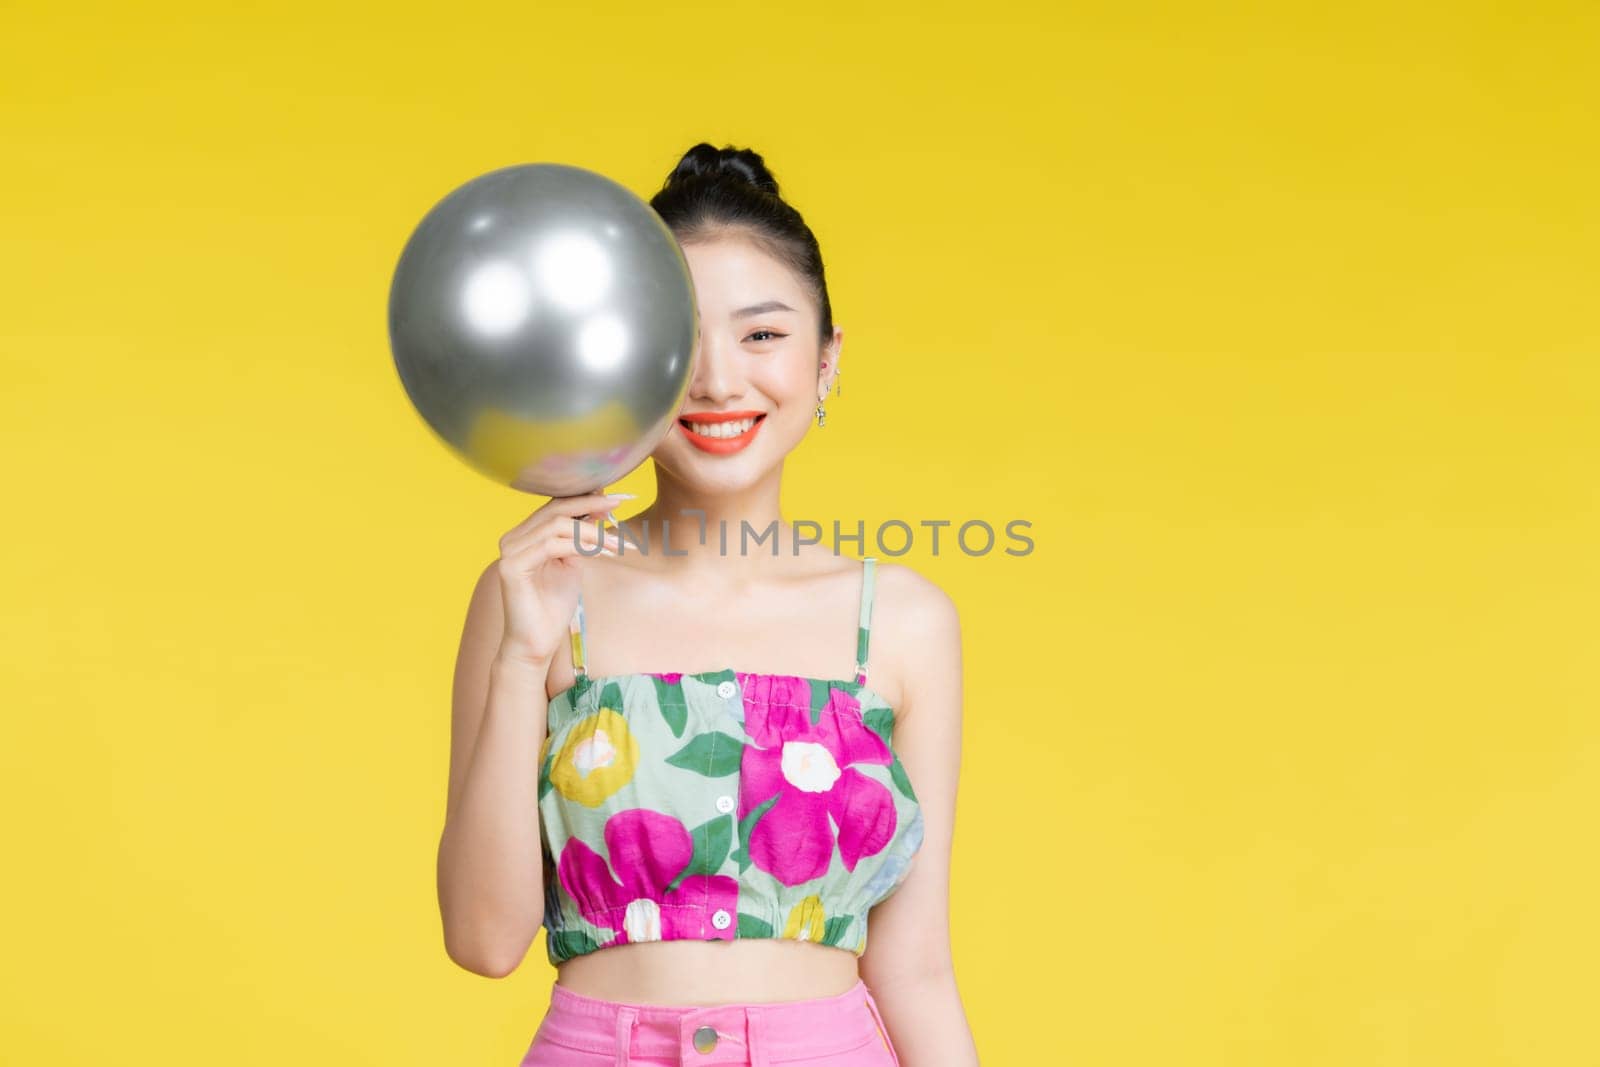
[731,300,797,319]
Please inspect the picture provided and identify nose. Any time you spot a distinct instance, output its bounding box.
[687,328,739,403]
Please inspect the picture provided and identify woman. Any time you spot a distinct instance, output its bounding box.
[438,143,977,1066]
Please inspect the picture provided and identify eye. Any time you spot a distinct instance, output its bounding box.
[747,329,786,343]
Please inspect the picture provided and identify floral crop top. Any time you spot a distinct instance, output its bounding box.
[535,556,925,965]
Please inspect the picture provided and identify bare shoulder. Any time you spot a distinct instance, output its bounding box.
[867,561,961,714]
[874,560,960,633]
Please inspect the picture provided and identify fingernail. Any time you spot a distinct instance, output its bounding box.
[606,510,618,524]
[607,492,637,501]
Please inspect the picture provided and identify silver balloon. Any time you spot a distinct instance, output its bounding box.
[388,163,698,495]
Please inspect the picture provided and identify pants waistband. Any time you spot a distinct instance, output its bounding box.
[534,977,893,1065]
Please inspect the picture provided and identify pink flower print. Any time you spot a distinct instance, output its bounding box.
[648,672,683,685]
[557,808,739,946]
[737,675,898,886]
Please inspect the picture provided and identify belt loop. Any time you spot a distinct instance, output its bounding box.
[614,1005,637,1067]
[747,1005,769,1067]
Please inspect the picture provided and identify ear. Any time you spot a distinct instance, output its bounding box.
[818,325,844,396]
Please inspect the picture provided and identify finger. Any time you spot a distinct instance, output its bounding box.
[556,519,623,558]
[548,491,634,522]
[544,525,620,562]
[504,511,622,559]
[505,516,622,564]
[500,492,631,551]
[500,531,614,575]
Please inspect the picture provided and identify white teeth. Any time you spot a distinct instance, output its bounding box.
[685,416,757,438]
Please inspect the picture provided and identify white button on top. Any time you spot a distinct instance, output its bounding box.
[716,680,737,699]
[715,794,736,814]
[711,908,732,930]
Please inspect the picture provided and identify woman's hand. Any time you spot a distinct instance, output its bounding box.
[493,491,626,668]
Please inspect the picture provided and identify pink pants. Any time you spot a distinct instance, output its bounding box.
[519,977,902,1066]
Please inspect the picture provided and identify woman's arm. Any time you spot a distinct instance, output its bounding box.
[436,560,551,978]
[860,566,980,1065]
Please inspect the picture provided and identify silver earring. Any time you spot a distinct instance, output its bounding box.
[835,366,842,397]
[815,399,827,427]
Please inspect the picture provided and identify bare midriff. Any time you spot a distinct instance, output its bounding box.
[553,938,862,1006]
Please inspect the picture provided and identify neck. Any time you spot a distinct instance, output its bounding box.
[627,462,790,580]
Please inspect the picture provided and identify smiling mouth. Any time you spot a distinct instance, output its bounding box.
[676,412,768,453]
[677,413,766,439]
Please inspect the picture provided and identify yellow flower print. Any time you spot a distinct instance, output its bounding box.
[549,706,639,807]
[783,894,827,942]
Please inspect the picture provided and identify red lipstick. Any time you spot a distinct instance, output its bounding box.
[677,409,768,455]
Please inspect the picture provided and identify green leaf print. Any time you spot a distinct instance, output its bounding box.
[665,732,743,777]
[650,675,688,737]
[730,793,781,874]
[862,706,895,746]
[538,748,554,800]
[821,915,853,947]
[737,913,774,938]
[888,754,917,801]
[806,678,834,725]
[665,813,733,893]
[549,929,601,959]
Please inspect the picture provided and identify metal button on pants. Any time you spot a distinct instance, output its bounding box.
[675,1007,765,1064]
[587,1004,767,1065]
[523,978,897,1065]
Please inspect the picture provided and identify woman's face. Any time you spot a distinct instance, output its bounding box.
[651,235,841,491]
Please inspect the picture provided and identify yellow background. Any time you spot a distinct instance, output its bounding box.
[3,1,1596,1063]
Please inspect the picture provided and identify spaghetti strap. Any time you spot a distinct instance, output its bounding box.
[568,590,587,681]
[855,557,877,685]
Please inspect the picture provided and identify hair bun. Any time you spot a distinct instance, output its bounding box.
[650,141,833,345]
[664,143,781,196]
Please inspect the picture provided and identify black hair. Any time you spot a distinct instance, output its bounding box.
[650,143,834,348]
